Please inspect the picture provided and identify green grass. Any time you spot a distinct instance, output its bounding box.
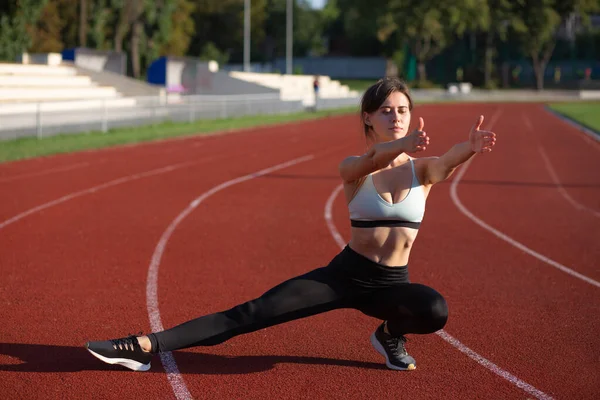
[547,101,600,134]
[337,79,377,92]
[0,107,357,164]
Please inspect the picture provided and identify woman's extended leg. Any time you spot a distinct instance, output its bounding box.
[148,265,351,352]
[86,255,354,371]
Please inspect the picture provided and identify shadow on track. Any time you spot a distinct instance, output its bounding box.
[0,343,386,374]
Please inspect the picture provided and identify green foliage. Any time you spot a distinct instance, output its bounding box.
[89,0,111,50]
[2,0,600,88]
[199,41,230,66]
[337,0,382,56]
[161,0,196,56]
[29,0,63,52]
[392,49,406,76]
[511,0,599,89]
[0,0,48,61]
[191,0,267,62]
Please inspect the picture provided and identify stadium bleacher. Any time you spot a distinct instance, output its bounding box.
[228,71,357,105]
[0,61,136,114]
[0,51,361,139]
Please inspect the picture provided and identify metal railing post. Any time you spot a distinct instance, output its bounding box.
[189,97,195,123]
[102,99,108,133]
[36,102,43,139]
[221,99,227,119]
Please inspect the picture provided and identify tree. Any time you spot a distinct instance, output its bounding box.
[335,0,382,56]
[295,0,338,57]
[386,1,483,83]
[512,0,599,90]
[190,0,267,63]
[160,0,195,56]
[29,0,64,53]
[481,0,514,88]
[340,0,482,82]
[88,0,112,50]
[79,0,87,47]
[110,0,176,78]
[0,0,48,61]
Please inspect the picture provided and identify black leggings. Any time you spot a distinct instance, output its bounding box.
[148,246,448,353]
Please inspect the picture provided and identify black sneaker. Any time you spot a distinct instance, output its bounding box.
[86,335,152,371]
[370,323,416,371]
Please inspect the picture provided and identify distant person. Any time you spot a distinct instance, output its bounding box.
[512,65,522,85]
[85,77,497,372]
[312,75,320,111]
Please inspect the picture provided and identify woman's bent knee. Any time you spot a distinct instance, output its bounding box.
[428,295,448,332]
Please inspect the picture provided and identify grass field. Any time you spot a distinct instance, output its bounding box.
[547,101,600,133]
[0,107,357,163]
[338,79,378,92]
[1,100,598,164]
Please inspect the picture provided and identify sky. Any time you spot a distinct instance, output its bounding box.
[308,0,326,9]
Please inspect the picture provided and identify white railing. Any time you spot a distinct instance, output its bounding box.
[0,93,361,141]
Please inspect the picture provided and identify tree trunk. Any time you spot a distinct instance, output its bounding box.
[531,37,556,91]
[79,0,87,47]
[484,30,494,88]
[532,56,545,91]
[417,62,427,82]
[114,5,129,53]
[131,21,142,78]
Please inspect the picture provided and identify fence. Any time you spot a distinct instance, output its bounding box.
[0,93,362,141]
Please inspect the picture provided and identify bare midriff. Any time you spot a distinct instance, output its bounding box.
[348,225,419,267]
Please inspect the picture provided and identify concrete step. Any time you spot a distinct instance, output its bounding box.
[0,63,77,76]
[0,75,93,87]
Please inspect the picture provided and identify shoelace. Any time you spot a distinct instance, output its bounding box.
[385,336,408,357]
[110,332,143,351]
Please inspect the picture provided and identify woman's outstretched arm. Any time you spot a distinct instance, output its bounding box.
[339,118,429,183]
[424,115,497,185]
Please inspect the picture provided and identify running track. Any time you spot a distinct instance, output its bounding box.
[0,103,598,399]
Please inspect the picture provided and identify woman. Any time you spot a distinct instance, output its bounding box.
[86,77,497,372]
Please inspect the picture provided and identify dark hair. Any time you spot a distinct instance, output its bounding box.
[360,77,413,138]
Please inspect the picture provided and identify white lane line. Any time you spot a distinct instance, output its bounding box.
[323,184,553,400]
[0,162,92,183]
[0,161,199,231]
[146,154,314,400]
[538,147,600,218]
[523,112,600,218]
[435,331,553,400]
[450,108,600,288]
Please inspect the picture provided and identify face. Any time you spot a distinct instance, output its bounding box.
[363,91,411,142]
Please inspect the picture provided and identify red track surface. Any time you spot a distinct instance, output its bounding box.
[0,104,598,399]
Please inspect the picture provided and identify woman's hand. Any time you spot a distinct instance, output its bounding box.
[402,117,430,153]
[469,115,496,153]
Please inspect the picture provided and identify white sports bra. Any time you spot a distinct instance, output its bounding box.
[348,159,426,229]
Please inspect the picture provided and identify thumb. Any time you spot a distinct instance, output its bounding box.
[418,117,424,131]
[473,115,484,131]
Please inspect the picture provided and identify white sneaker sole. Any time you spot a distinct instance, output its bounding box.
[370,332,416,371]
[86,347,151,372]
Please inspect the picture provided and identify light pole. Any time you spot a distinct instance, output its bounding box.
[286,0,293,74]
[244,0,250,72]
